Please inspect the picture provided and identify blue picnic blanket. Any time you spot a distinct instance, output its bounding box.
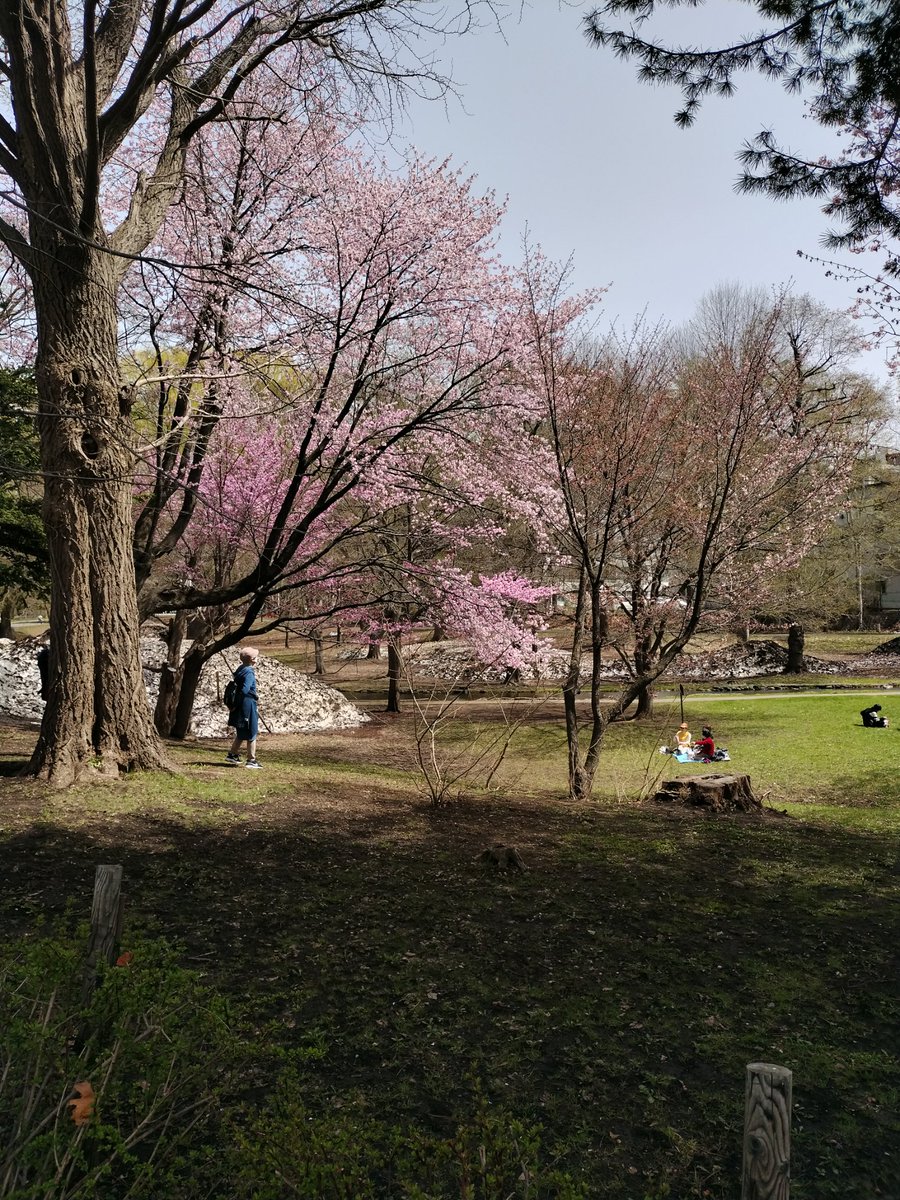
[674,749,730,764]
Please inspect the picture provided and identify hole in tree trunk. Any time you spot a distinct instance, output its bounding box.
[81,431,101,459]
[70,367,85,385]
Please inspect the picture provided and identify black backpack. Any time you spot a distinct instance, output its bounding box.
[223,676,239,710]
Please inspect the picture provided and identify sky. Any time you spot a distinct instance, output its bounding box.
[392,1,894,392]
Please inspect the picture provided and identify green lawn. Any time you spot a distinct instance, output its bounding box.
[468,694,900,829]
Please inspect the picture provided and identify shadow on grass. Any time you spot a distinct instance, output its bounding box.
[797,764,900,808]
[0,793,897,1200]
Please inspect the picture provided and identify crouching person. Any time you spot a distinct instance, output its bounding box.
[861,703,889,728]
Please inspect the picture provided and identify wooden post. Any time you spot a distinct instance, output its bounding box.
[742,1062,792,1200]
[82,864,123,1002]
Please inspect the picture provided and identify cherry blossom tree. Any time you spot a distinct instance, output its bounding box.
[0,0,502,785]
[527,263,864,800]
[306,423,557,713]
[117,119,547,733]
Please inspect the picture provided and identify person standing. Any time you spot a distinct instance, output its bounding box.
[226,647,262,768]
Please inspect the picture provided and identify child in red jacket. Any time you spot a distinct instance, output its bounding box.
[694,727,715,761]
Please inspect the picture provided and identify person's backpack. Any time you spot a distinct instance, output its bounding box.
[223,676,239,710]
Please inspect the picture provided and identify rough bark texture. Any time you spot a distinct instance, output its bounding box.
[170,641,209,740]
[632,682,655,719]
[477,844,526,871]
[2,0,446,783]
[27,257,170,784]
[629,632,657,720]
[785,622,806,674]
[153,612,187,736]
[654,773,761,813]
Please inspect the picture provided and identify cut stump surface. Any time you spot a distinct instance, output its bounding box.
[654,773,760,813]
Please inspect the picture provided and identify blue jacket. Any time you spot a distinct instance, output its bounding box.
[231,664,259,735]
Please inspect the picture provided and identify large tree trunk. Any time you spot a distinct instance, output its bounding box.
[562,572,587,798]
[170,642,208,740]
[632,683,655,719]
[27,257,170,784]
[785,622,806,674]
[629,632,656,719]
[154,612,188,736]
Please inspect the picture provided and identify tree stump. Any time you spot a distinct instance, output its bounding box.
[477,843,527,870]
[653,773,760,813]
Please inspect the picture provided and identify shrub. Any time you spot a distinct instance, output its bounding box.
[0,927,238,1199]
[1,930,585,1198]
[229,1079,588,1199]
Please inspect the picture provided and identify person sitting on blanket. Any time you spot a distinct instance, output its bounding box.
[861,703,889,728]
[694,727,715,761]
[675,722,692,753]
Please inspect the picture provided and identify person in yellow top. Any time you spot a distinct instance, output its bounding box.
[675,723,692,753]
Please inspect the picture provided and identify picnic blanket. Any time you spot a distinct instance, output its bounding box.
[670,749,731,764]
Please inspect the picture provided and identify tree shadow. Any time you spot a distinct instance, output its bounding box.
[0,788,896,1198]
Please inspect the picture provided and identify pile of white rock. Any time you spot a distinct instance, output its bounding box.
[0,638,46,722]
[670,639,841,679]
[0,637,368,737]
[404,639,571,682]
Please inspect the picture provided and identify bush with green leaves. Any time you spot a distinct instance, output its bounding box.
[0,927,239,1200]
[228,1079,588,1199]
[2,928,587,1199]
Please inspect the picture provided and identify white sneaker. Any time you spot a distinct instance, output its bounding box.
[225,753,241,765]
[245,759,261,769]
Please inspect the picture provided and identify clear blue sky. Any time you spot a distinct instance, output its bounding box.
[395,1,893,390]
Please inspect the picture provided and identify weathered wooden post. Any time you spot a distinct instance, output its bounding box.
[81,864,124,1003]
[742,1062,792,1200]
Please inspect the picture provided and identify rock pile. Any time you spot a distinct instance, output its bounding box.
[0,638,46,722]
[402,637,844,683]
[669,639,841,679]
[0,637,369,738]
[405,640,570,683]
[847,637,900,676]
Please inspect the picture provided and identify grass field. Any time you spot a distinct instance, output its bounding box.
[464,693,900,829]
[0,691,898,1199]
